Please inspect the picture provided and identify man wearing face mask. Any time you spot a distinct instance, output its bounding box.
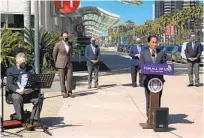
[185,33,202,87]
[6,53,44,130]
[53,31,73,98]
[129,38,143,87]
[85,37,101,89]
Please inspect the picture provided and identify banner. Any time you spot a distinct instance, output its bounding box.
[141,63,174,75]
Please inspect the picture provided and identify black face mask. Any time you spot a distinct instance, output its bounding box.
[64,37,69,42]
[91,40,95,45]
[20,63,26,69]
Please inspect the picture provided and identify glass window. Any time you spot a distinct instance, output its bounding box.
[1,14,6,28]
[7,14,24,28]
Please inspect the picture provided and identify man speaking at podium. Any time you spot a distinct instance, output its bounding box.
[139,35,167,122]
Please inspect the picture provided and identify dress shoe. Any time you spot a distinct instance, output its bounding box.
[187,84,194,87]
[62,93,68,98]
[33,120,48,129]
[22,123,35,131]
[195,84,200,87]
[132,84,137,87]
[68,91,74,97]
[88,85,91,89]
[94,85,100,89]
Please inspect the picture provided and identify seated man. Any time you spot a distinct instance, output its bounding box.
[6,53,44,129]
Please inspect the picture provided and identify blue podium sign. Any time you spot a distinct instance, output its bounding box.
[141,63,174,75]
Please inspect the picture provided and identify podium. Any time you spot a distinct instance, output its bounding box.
[139,63,174,130]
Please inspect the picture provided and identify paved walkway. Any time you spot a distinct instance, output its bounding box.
[1,47,203,138]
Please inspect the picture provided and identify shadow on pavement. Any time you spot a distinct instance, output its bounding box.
[73,91,98,97]
[41,117,82,131]
[100,84,117,88]
[121,83,133,87]
[168,114,194,125]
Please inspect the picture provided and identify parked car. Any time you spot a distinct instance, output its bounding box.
[170,46,182,63]
[123,45,131,53]
[158,45,166,51]
[164,46,175,61]
[117,45,123,52]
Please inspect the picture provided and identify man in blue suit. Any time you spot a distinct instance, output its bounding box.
[129,38,143,87]
[85,37,101,89]
[185,34,202,87]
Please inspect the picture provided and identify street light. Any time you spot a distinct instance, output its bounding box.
[34,0,39,73]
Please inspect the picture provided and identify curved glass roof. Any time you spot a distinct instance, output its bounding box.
[77,6,120,36]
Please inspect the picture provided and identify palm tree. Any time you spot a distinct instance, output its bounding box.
[0,26,31,68]
[24,27,60,72]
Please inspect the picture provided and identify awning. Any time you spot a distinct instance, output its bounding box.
[77,6,120,36]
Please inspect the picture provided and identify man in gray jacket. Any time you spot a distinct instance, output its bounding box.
[185,34,202,87]
[85,37,100,89]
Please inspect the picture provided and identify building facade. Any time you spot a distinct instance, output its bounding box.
[0,0,76,33]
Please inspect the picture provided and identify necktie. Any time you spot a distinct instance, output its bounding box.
[152,50,156,63]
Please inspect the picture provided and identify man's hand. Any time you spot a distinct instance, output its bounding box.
[192,58,197,61]
[91,60,98,64]
[16,89,25,95]
[188,58,193,61]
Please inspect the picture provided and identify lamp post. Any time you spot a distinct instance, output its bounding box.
[34,0,40,73]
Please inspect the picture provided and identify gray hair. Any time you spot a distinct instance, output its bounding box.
[16,53,27,62]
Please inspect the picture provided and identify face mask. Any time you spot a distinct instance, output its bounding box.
[20,63,26,69]
[64,37,69,42]
[91,40,95,45]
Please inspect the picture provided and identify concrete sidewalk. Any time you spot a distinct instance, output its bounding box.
[45,73,202,138]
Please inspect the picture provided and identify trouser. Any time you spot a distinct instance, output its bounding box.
[58,63,73,93]
[11,91,43,121]
[187,62,200,85]
[87,63,99,86]
[131,65,143,86]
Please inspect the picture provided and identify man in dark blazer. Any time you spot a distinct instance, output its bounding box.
[7,53,43,129]
[129,38,143,87]
[185,34,202,87]
[53,31,73,98]
[85,37,100,89]
[139,35,167,122]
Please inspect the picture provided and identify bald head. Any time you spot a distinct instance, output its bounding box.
[136,38,141,44]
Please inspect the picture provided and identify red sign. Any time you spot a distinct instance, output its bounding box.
[54,0,80,14]
[165,25,174,36]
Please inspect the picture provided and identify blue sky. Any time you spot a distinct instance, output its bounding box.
[81,1,153,25]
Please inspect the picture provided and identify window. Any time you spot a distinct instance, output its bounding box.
[7,14,24,28]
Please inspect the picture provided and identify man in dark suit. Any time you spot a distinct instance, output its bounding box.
[185,34,202,87]
[85,37,100,89]
[129,38,143,87]
[7,53,44,129]
[53,31,73,98]
[139,35,167,122]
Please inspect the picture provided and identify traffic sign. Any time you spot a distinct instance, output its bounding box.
[54,0,80,14]
[76,24,84,34]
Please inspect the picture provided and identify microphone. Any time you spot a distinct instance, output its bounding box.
[152,51,155,57]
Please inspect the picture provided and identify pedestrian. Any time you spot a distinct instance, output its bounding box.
[53,31,73,98]
[129,38,143,87]
[85,37,101,89]
[185,33,202,87]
